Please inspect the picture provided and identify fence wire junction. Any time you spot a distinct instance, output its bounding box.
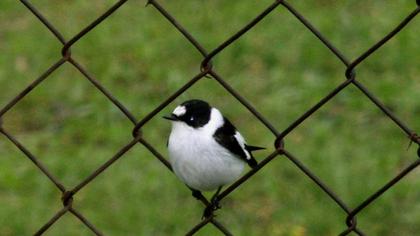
[1,0,420,235]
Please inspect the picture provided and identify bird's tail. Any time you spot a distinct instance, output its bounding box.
[245,145,265,152]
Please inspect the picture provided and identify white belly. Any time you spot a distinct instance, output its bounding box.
[168,123,245,191]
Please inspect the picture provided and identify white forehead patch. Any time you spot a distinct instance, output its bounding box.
[173,105,186,117]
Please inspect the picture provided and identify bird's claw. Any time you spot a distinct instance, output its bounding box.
[202,206,214,219]
[211,197,221,210]
[202,198,221,219]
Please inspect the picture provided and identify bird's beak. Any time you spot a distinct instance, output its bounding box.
[163,114,178,121]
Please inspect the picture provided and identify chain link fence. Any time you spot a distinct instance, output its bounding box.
[1,0,419,235]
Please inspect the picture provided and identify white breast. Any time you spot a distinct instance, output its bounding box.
[167,108,245,191]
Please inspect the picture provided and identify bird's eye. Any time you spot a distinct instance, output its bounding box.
[190,117,194,121]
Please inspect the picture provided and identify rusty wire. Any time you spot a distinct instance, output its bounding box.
[1,0,419,235]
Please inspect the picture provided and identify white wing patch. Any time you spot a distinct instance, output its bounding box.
[234,131,251,160]
[173,105,186,117]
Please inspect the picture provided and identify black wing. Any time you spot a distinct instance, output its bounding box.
[213,117,260,168]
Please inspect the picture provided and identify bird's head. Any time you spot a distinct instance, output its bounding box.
[163,99,212,128]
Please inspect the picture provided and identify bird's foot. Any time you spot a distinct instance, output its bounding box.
[201,197,221,219]
[202,204,218,219]
[211,196,221,210]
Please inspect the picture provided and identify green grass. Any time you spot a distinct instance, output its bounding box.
[0,0,419,235]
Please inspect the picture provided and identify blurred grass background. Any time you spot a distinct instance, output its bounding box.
[0,0,419,235]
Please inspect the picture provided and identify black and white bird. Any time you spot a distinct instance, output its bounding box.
[164,99,263,218]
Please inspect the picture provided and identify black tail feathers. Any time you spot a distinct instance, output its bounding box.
[245,144,265,152]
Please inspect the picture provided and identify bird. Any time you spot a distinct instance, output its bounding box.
[164,99,264,218]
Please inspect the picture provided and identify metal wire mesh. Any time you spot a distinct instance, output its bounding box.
[1,0,419,235]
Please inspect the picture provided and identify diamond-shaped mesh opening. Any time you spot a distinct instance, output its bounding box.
[286,85,418,203]
[1,0,419,235]
[1,63,135,187]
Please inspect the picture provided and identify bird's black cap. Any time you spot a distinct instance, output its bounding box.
[164,99,212,128]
